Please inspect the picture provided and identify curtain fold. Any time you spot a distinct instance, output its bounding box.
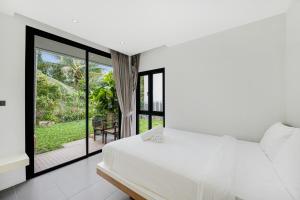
[131,54,140,92]
[111,50,140,138]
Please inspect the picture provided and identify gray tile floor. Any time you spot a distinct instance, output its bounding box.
[0,154,130,200]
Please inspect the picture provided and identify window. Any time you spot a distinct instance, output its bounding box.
[136,68,165,134]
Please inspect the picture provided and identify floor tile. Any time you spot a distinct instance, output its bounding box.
[16,173,56,192]
[48,159,96,197]
[105,190,131,200]
[87,154,104,183]
[15,183,65,200]
[53,170,94,197]
[69,181,116,200]
[0,153,129,200]
[0,187,17,200]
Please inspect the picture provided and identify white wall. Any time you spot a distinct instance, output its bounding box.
[140,15,286,142]
[285,0,300,127]
[0,12,109,190]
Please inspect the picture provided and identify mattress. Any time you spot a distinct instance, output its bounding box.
[98,128,292,200]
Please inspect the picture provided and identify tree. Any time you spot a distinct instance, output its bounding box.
[37,50,86,89]
[35,50,117,124]
[59,56,85,89]
[89,72,118,118]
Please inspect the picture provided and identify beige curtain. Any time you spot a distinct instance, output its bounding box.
[131,54,140,95]
[111,50,140,138]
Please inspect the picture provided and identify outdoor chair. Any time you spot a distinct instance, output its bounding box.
[92,117,106,143]
[103,120,119,144]
[92,116,119,144]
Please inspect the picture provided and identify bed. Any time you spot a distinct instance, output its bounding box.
[97,128,293,200]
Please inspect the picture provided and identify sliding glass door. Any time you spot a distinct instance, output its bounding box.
[136,68,165,134]
[34,38,87,173]
[25,26,119,178]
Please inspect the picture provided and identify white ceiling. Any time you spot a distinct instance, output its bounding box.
[0,0,291,55]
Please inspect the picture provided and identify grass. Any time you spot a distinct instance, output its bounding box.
[35,120,92,154]
[139,117,163,133]
[35,117,164,154]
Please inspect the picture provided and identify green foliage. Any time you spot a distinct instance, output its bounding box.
[36,70,86,123]
[36,49,117,124]
[89,72,118,117]
[36,49,85,89]
[38,62,65,84]
[35,49,119,153]
[59,55,85,89]
[36,49,90,123]
[57,91,86,122]
[36,71,62,122]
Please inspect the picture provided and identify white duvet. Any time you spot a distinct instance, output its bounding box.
[198,135,237,200]
[102,128,237,200]
[100,128,292,200]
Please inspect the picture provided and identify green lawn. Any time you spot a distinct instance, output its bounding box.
[35,120,92,154]
[35,117,163,154]
[139,117,163,133]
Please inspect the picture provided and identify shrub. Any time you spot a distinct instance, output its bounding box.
[36,71,61,123]
[90,72,118,117]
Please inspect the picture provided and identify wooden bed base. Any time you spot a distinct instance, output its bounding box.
[97,168,147,200]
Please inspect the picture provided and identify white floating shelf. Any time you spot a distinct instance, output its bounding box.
[0,153,29,174]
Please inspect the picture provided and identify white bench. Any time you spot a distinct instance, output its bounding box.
[0,153,29,174]
[0,153,29,190]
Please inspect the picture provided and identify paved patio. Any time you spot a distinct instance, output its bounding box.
[34,135,115,173]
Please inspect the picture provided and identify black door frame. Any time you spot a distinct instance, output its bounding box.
[136,68,165,134]
[25,26,113,179]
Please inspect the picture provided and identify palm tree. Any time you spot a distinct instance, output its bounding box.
[59,55,85,88]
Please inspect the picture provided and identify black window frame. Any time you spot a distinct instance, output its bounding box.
[25,26,120,179]
[136,68,165,134]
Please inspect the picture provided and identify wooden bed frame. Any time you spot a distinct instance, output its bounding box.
[97,168,146,200]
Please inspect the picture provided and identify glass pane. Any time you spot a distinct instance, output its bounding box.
[153,73,163,112]
[140,75,148,110]
[139,115,149,134]
[88,52,118,153]
[152,116,164,128]
[34,36,86,173]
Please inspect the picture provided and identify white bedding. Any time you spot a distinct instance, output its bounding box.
[98,128,292,200]
[234,140,293,200]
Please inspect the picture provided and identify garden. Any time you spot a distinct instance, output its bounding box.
[35,49,118,154]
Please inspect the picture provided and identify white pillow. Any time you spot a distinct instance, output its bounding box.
[273,130,300,200]
[260,122,294,160]
[140,126,164,143]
